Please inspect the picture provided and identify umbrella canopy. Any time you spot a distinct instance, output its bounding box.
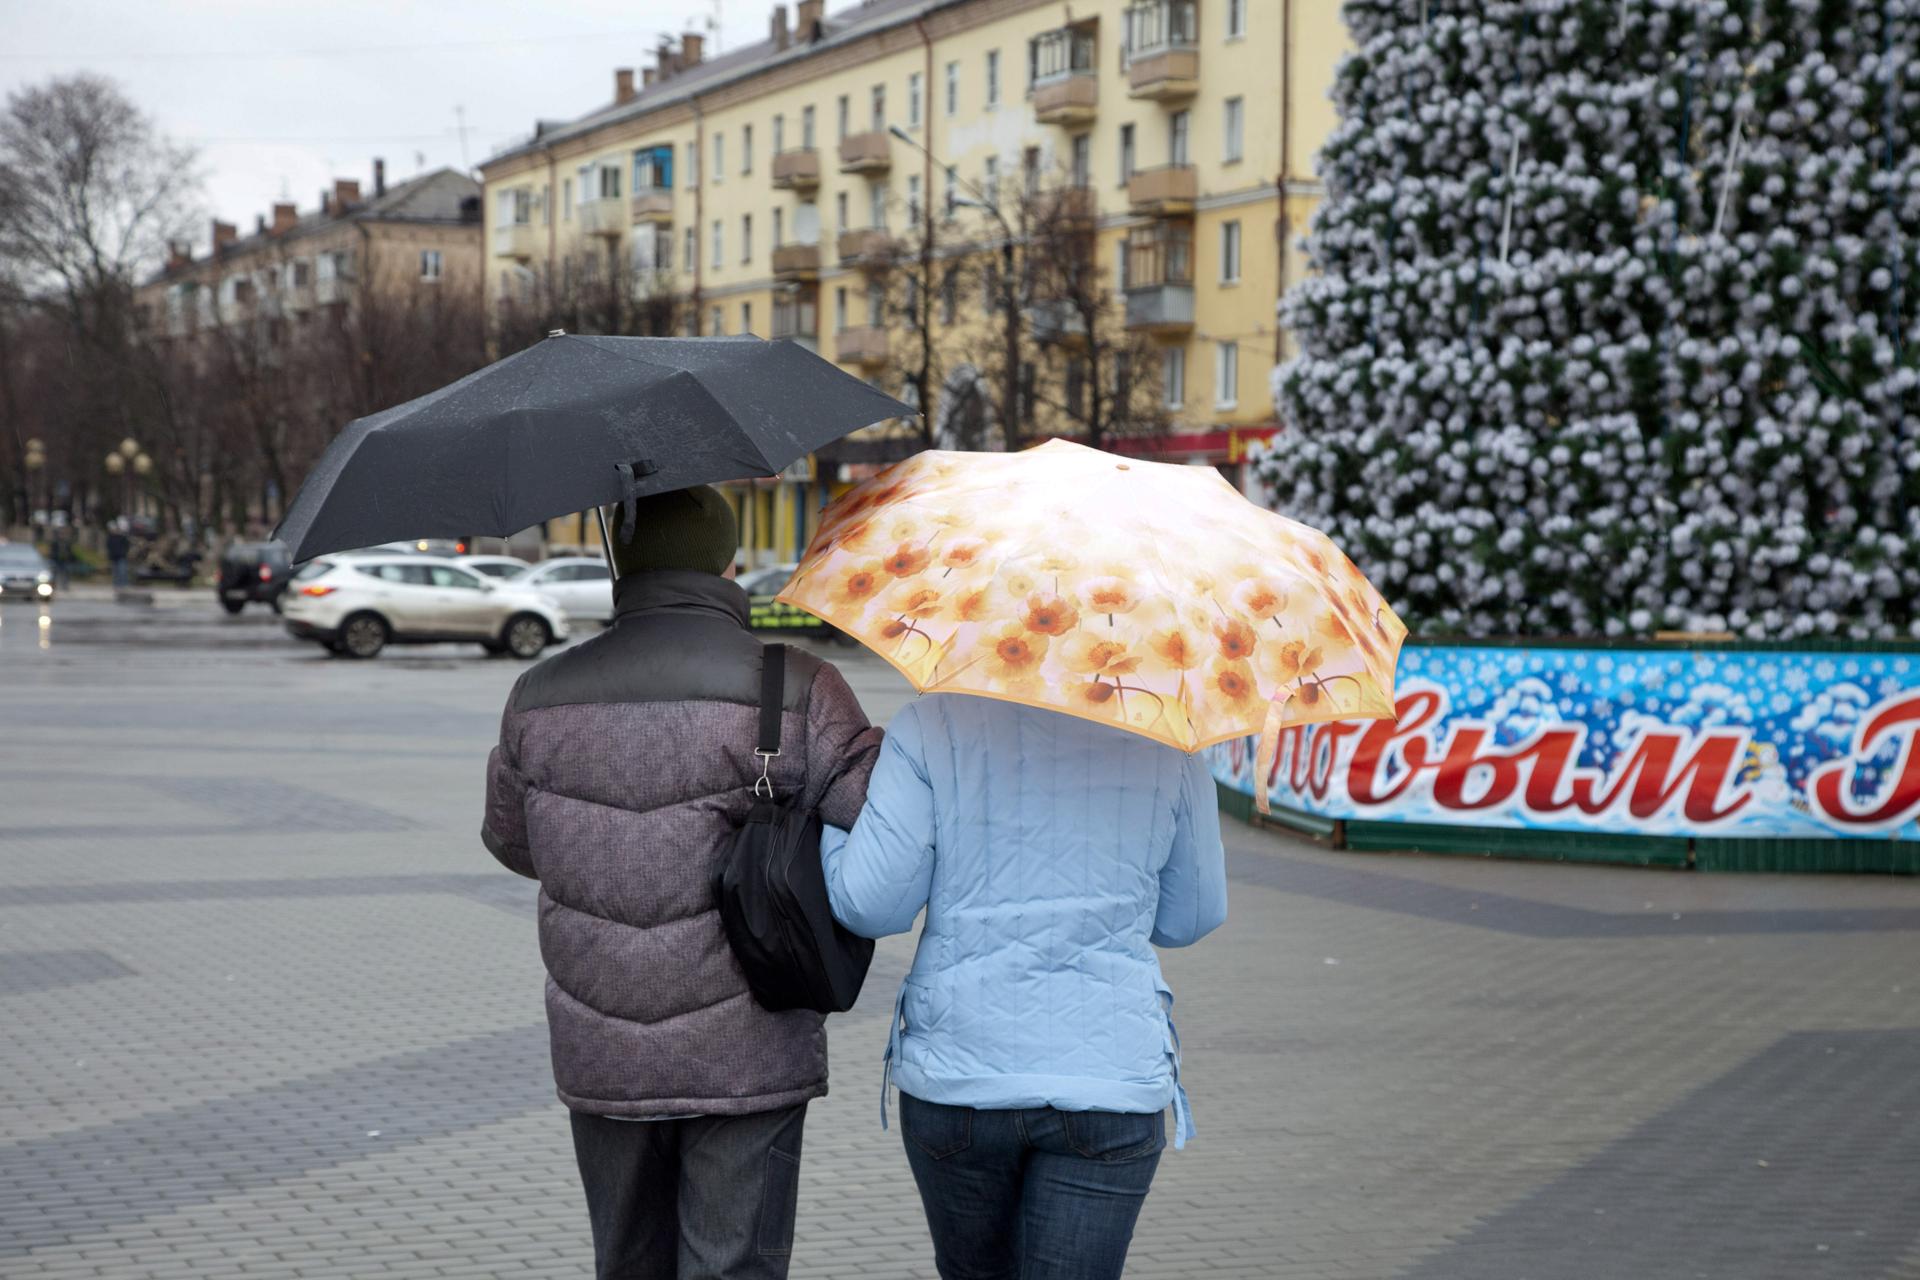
[777,440,1406,806]
[273,334,914,562]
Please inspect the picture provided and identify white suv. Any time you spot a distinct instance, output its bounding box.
[281,555,571,660]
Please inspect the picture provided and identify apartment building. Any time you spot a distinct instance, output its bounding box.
[136,165,482,344]
[479,0,1343,564]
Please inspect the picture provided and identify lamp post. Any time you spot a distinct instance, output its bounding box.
[887,125,1024,449]
[108,436,147,524]
[23,437,46,540]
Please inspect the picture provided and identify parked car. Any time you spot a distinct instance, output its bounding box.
[514,557,615,624]
[740,561,838,637]
[0,543,54,603]
[280,554,570,659]
[457,554,531,580]
[216,540,292,614]
[368,539,470,556]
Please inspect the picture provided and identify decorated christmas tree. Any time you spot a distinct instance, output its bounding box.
[1262,0,1920,638]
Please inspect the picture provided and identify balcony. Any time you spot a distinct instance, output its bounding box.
[837,227,896,270]
[771,149,821,190]
[579,197,626,238]
[1127,164,1197,216]
[492,223,536,260]
[1124,0,1199,99]
[1028,298,1088,347]
[1126,46,1199,99]
[837,130,892,175]
[772,291,819,354]
[1032,185,1098,227]
[1032,73,1098,125]
[630,188,673,224]
[1124,283,1193,331]
[1124,222,1193,333]
[772,242,822,281]
[834,325,889,368]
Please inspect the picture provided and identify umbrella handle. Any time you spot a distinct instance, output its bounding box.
[595,505,617,579]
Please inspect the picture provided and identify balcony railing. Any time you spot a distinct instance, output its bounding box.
[1124,222,1194,332]
[1126,164,1197,215]
[1033,185,1098,226]
[772,294,819,351]
[1032,72,1099,125]
[837,130,892,174]
[630,188,673,224]
[772,149,821,190]
[1028,298,1089,346]
[1124,0,1199,99]
[834,325,889,367]
[837,227,896,269]
[772,242,822,280]
[492,223,536,260]
[579,197,626,237]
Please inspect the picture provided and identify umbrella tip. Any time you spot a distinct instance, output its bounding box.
[547,329,566,338]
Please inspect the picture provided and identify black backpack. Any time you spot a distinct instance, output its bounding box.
[712,644,875,1014]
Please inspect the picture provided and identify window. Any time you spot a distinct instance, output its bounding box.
[541,183,552,223]
[983,257,999,304]
[742,124,753,173]
[632,144,672,193]
[562,177,572,219]
[1070,134,1091,187]
[945,60,959,115]
[866,282,883,325]
[837,95,850,140]
[836,191,849,230]
[801,106,816,150]
[712,133,725,182]
[683,226,697,271]
[1223,97,1244,163]
[688,140,700,185]
[292,259,312,287]
[1215,341,1238,408]
[906,173,922,222]
[1018,361,1036,419]
[1023,146,1041,196]
[1227,0,1247,38]
[835,286,848,331]
[869,182,887,228]
[983,155,999,202]
[1171,110,1190,165]
[711,304,724,335]
[940,268,958,324]
[1066,359,1087,419]
[711,219,723,269]
[871,84,886,131]
[1119,124,1135,181]
[944,166,958,216]
[1163,346,1185,408]
[429,565,483,590]
[1221,220,1242,282]
[908,72,923,128]
[598,165,621,199]
[741,213,753,263]
[419,249,443,281]
[986,49,1001,106]
[772,206,785,246]
[772,114,785,154]
[741,301,753,335]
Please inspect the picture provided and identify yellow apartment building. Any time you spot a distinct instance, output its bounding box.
[478,0,1345,564]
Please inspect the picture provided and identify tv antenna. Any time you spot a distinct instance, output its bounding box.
[453,104,472,169]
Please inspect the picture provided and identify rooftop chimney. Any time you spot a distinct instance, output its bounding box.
[680,32,704,65]
[255,213,267,234]
[166,241,192,272]
[796,0,823,39]
[657,37,678,77]
[771,3,790,50]
[333,178,361,213]
[615,67,636,104]
[271,202,298,235]
[211,219,237,253]
[373,157,386,197]
[642,66,657,88]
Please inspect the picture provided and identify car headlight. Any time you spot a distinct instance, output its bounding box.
[36,571,51,583]
[36,582,53,597]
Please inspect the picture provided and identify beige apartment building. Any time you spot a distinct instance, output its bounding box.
[479,0,1344,563]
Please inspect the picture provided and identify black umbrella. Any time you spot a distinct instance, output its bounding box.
[272,333,914,562]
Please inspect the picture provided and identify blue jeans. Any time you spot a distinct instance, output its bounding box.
[899,1092,1164,1280]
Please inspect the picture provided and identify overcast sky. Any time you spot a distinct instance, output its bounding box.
[1,0,771,252]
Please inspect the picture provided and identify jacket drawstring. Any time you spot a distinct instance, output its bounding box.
[880,982,907,1129]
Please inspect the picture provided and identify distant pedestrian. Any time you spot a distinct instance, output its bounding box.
[823,697,1230,1280]
[49,527,72,590]
[105,523,131,590]
[482,484,882,1279]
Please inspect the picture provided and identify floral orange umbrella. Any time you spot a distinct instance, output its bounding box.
[777,439,1406,810]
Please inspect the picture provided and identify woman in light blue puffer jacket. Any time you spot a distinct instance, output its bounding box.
[822,692,1228,1280]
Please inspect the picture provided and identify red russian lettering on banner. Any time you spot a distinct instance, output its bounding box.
[1809,694,1920,828]
[1346,688,1443,805]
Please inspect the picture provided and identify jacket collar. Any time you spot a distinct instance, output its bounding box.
[612,569,750,627]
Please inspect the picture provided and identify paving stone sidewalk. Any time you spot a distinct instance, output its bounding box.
[3,600,1919,1279]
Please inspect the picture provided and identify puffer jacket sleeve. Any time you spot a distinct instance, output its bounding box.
[822,701,935,939]
[803,660,884,829]
[482,695,537,880]
[1150,751,1228,948]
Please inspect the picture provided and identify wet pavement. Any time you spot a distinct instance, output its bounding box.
[3,592,1920,1278]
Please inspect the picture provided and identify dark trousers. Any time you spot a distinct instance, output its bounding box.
[898,1092,1165,1280]
[570,1104,808,1280]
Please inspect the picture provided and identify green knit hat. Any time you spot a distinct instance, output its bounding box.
[609,485,739,577]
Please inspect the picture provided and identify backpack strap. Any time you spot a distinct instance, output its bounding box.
[754,644,786,798]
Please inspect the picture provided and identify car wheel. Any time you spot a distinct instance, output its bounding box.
[502,613,551,659]
[339,612,389,659]
[220,597,246,615]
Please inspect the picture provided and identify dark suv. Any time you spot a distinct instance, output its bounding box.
[216,540,292,614]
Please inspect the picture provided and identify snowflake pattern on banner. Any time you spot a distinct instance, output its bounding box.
[1208,645,1920,839]
[1261,0,1920,639]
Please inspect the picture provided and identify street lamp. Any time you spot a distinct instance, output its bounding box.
[24,437,46,539]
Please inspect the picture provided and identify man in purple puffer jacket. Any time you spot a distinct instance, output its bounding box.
[482,485,881,1280]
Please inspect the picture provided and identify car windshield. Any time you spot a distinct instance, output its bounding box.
[0,547,45,570]
[741,567,794,596]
